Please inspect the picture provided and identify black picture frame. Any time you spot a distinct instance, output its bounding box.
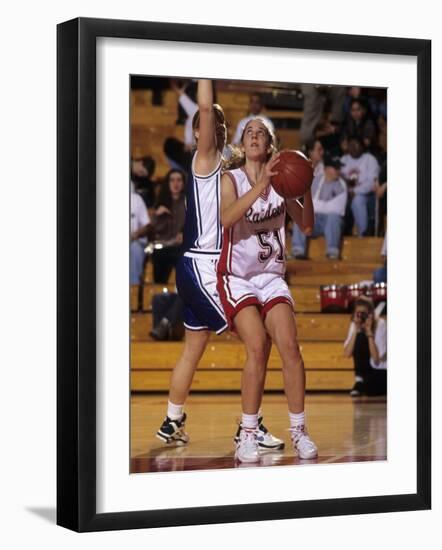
[57,17,431,532]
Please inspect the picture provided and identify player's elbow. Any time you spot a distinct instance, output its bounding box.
[303,225,313,236]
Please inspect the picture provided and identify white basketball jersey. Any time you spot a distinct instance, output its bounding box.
[218,167,286,278]
[182,152,222,258]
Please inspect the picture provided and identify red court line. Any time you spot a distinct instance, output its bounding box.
[131,397,387,406]
[130,454,387,474]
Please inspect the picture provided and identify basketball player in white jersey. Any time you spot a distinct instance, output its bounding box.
[156,81,283,451]
[218,117,318,463]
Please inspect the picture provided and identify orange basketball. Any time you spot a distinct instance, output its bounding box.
[271,150,314,199]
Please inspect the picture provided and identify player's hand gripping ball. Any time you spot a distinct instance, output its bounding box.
[270,150,314,199]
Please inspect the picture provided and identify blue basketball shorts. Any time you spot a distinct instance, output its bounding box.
[175,255,228,334]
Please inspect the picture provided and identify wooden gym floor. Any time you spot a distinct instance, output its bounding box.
[130,393,387,473]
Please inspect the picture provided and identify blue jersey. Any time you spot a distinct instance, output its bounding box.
[183,153,223,259]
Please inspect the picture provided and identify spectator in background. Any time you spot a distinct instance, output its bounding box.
[341,97,377,152]
[232,93,274,145]
[130,181,151,285]
[150,292,185,341]
[299,84,346,146]
[303,138,325,180]
[340,136,379,236]
[375,162,387,232]
[344,296,387,397]
[292,154,347,260]
[163,80,199,177]
[174,79,197,123]
[343,87,380,120]
[150,169,186,283]
[314,112,342,155]
[373,233,387,283]
[131,156,157,209]
[171,79,198,152]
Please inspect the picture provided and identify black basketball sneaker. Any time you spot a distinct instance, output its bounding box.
[156,413,189,445]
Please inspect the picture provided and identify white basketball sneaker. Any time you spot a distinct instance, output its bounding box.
[234,416,285,451]
[235,428,260,463]
[290,426,318,459]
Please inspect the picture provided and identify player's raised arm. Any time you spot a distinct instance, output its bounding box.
[285,189,315,236]
[194,79,221,175]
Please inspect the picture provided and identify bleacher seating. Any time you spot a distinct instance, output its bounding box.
[129,85,385,393]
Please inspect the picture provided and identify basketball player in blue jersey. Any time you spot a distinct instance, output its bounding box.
[156,80,283,451]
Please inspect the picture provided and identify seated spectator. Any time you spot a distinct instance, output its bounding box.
[292,154,347,260]
[231,93,274,145]
[343,87,380,120]
[299,84,346,146]
[150,292,184,341]
[373,232,387,283]
[340,136,379,236]
[303,137,325,180]
[130,181,151,285]
[314,112,342,155]
[341,97,377,152]
[344,296,387,397]
[375,150,387,235]
[131,156,157,209]
[150,169,186,283]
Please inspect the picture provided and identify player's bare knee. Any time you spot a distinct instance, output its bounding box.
[183,332,210,359]
[277,336,300,361]
[245,340,268,369]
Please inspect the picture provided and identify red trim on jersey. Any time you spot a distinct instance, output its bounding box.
[216,274,228,319]
[228,226,234,273]
[217,227,231,275]
[217,275,261,330]
[224,274,256,307]
[261,296,294,319]
[218,171,237,277]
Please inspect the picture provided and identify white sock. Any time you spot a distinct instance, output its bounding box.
[355,375,364,383]
[242,412,259,430]
[289,411,305,431]
[167,401,184,420]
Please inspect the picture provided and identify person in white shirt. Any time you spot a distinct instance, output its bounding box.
[163,80,199,175]
[231,93,274,145]
[130,182,151,284]
[344,296,387,397]
[292,154,347,259]
[172,80,198,151]
[340,135,379,236]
